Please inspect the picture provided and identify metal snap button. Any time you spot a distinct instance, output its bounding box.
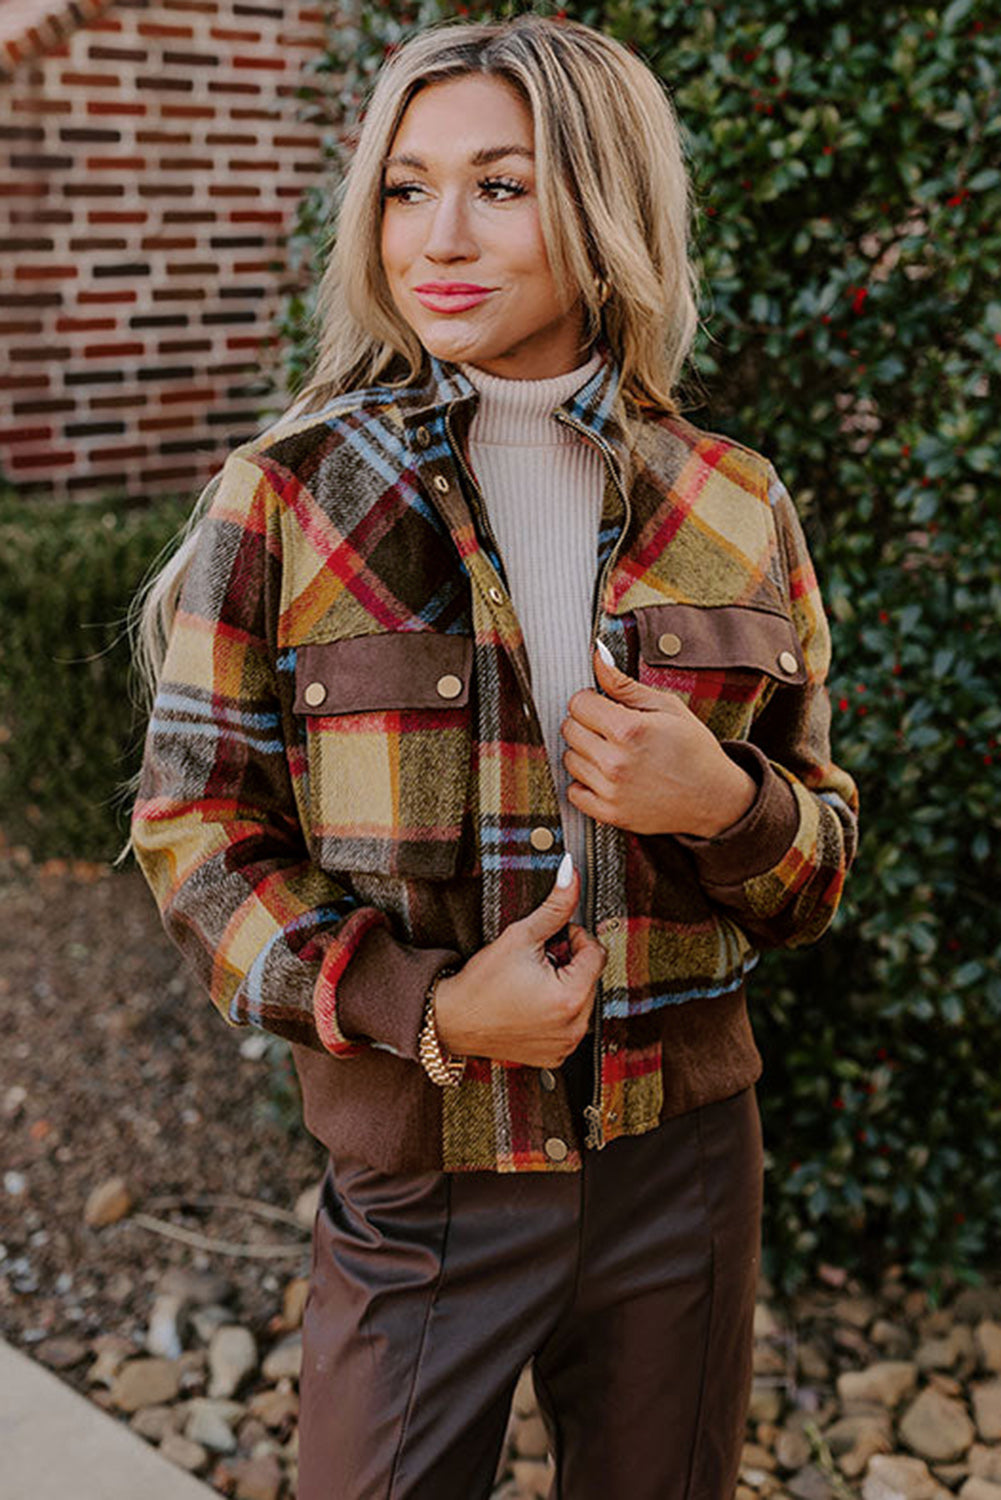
[303,681,327,708]
[435,673,463,700]
[539,1069,557,1092]
[433,474,450,493]
[657,631,682,656]
[544,1136,568,1162]
[488,586,504,603]
[530,826,555,852]
[415,426,431,447]
[778,649,798,674]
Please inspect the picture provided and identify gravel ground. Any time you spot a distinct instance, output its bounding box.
[4,846,1001,1500]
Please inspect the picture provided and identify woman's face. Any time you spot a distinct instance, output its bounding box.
[380,73,588,379]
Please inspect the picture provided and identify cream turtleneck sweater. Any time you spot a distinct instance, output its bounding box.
[458,349,606,924]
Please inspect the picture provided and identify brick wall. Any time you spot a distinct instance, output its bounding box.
[0,0,339,501]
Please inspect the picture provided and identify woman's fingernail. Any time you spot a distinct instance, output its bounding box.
[595,640,614,667]
[556,852,574,888]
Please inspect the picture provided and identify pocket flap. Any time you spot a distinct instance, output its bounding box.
[634,602,807,683]
[294,633,474,715]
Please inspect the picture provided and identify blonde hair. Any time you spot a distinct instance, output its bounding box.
[129,13,701,720]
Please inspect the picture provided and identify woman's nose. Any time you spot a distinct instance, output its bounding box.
[424,191,478,260]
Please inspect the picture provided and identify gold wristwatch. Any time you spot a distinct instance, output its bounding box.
[418,967,465,1087]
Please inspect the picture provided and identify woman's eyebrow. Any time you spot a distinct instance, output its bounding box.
[383,144,535,169]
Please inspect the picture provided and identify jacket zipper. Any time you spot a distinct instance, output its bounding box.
[444,404,509,591]
[444,397,632,1155]
[553,408,633,1151]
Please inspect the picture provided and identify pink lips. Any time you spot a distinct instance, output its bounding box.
[414,282,496,312]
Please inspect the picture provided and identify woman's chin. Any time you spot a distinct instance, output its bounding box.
[416,326,491,364]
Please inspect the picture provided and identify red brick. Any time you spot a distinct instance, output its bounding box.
[0,0,330,499]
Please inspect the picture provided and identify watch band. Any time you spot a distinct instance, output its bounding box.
[418,966,465,1088]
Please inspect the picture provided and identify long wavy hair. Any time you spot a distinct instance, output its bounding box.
[129,12,702,725]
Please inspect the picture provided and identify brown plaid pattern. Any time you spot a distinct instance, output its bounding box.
[132,346,858,1172]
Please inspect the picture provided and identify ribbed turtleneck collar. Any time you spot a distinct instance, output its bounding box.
[457,348,605,447]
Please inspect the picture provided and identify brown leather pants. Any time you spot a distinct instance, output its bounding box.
[297,1082,763,1500]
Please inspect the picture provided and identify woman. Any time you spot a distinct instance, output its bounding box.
[131,14,858,1499]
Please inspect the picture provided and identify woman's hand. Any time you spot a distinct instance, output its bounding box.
[432,857,606,1066]
[560,646,757,839]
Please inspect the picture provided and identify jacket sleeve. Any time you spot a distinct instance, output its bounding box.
[671,462,860,950]
[130,449,460,1062]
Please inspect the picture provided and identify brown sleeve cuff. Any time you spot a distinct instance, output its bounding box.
[335,923,462,1064]
[673,741,800,887]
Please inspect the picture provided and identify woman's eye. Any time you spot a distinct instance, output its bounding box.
[382,183,423,204]
[381,177,527,204]
[479,176,527,200]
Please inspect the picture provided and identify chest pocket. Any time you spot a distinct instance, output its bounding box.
[292,632,475,880]
[631,601,807,740]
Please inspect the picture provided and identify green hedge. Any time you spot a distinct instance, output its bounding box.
[0,494,190,862]
[279,0,1001,1293]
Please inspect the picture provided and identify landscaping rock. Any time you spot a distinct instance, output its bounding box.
[899,1386,975,1461]
[110,1356,181,1413]
[294,1182,321,1228]
[514,1414,549,1461]
[787,1463,834,1499]
[862,1452,952,1499]
[959,1480,1001,1500]
[233,1452,283,1500]
[261,1332,302,1383]
[84,1175,131,1227]
[147,1293,190,1360]
[129,1404,182,1442]
[86,1333,137,1388]
[512,1363,537,1418]
[160,1431,210,1474]
[248,1386,299,1430]
[973,1383,1001,1443]
[838,1362,919,1409]
[282,1276,310,1330]
[776,1429,813,1472]
[835,1296,880,1331]
[827,1413,895,1479]
[35,1335,89,1369]
[918,1330,971,1372]
[208,1324,258,1398]
[510,1459,552,1498]
[969,1447,1001,1483]
[185,1397,241,1454]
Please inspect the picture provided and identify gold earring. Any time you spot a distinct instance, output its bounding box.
[594,275,611,306]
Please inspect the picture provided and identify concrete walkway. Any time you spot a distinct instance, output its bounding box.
[0,1337,216,1498]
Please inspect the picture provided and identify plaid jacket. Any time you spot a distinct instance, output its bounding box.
[132,346,859,1173]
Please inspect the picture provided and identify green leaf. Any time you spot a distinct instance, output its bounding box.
[942,0,976,31]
